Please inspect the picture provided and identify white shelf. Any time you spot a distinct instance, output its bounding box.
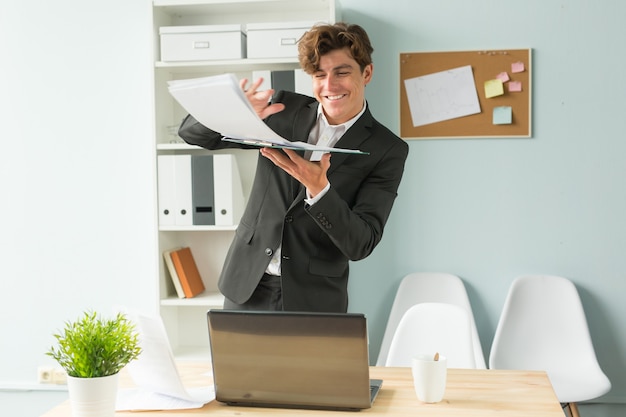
[156,57,299,69]
[156,143,203,151]
[161,292,225,307]
[155,58,300,75]
[159,225,237,231]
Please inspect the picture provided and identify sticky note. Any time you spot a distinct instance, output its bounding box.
[508,81,522,92]
[511,61,525,73]
[496,72,510,82]
[493,106,512,125]
[484,79,504,98]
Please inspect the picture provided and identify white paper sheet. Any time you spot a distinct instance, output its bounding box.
[403,65,481,127]
[115,313,214,411]
[168,74,367,155]
[116,386,214,411]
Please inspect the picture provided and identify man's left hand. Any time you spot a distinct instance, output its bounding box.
[260,148,331,198]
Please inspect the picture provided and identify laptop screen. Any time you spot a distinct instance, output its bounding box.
[207,310,376,410]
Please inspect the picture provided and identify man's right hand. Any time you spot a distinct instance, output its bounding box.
[240,77,286,120]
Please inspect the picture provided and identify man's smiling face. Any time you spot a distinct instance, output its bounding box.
[312,47,373,125]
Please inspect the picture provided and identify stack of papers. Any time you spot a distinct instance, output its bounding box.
[167,73,367,156]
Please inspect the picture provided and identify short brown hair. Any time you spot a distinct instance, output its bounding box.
[298,22,374,74]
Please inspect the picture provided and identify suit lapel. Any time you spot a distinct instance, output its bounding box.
[284,101,317,209]
[292,100,318,142]
[326,107,374,175]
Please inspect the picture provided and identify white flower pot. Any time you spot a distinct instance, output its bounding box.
[67,373,119,417]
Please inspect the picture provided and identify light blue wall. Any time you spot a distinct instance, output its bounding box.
[343,0,626,403]
[0,0,157,403]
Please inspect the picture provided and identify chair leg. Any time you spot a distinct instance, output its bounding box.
[564,402,580,417]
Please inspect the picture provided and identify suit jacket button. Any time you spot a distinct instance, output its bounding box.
[285,216,293,223]
[265,248,273,256]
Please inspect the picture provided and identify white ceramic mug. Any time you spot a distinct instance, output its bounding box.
[411,353,447,403]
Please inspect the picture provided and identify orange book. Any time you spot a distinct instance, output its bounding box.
[169,247,205,298]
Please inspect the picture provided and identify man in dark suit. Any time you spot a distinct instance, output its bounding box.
[178,22,408,313]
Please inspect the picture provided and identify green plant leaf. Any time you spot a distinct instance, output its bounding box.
[46,311,142,378]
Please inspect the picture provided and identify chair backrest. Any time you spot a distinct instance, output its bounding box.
[385,302,476,368]
[377,272,486,368]
[489,275,611,403]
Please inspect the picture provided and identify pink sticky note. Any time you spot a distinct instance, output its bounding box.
[496,72,510,82]
[511,62,525,73]
[508,81,522,92]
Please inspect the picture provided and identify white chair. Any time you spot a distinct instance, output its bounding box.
[385,302,476,368]
[377,272,486,368]
[489,275,611,417]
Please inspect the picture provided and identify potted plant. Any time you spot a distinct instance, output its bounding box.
[47,310,142,417]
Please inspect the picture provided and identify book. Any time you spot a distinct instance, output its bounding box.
[163,248,185,299]
[167,73,368,156]
[169,247,206,298]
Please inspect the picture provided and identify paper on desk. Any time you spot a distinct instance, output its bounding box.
[115,312,214,411]
[167,73,367,155]
[117,386,214,411]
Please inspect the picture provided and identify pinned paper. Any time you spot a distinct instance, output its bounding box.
[508,81,522,92]
[404,65,481,127]
[511,61,525,73]
[493,106,512,125]
[484,79,504,98]
[496,72,510,82]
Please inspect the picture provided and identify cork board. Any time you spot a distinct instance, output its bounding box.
[400,49,532,139]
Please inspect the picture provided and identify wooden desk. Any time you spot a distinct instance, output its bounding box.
[41,363,563,416]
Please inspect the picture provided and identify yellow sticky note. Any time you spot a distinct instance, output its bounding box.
[484,79,504,98]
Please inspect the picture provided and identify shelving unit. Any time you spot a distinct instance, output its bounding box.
[151,0,340,358]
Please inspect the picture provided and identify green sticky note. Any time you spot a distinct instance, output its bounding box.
[493,106,512,125]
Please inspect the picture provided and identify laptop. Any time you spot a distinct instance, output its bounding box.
[207,310,383,411]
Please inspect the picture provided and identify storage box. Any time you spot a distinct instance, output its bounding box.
[246,21,314,59]
[159,24,246,62]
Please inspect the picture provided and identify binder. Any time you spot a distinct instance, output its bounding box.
[254,69,311,96]
[158,154,244,227]
[213,154,245,226]
[271,69,295,93]
[294,69,313,96]
[158,155,193,226]
[191,155,215,225]
[173,155,193,226]
[157,155,176,226]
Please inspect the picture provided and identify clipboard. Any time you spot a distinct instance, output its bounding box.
[168,73,368,155]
